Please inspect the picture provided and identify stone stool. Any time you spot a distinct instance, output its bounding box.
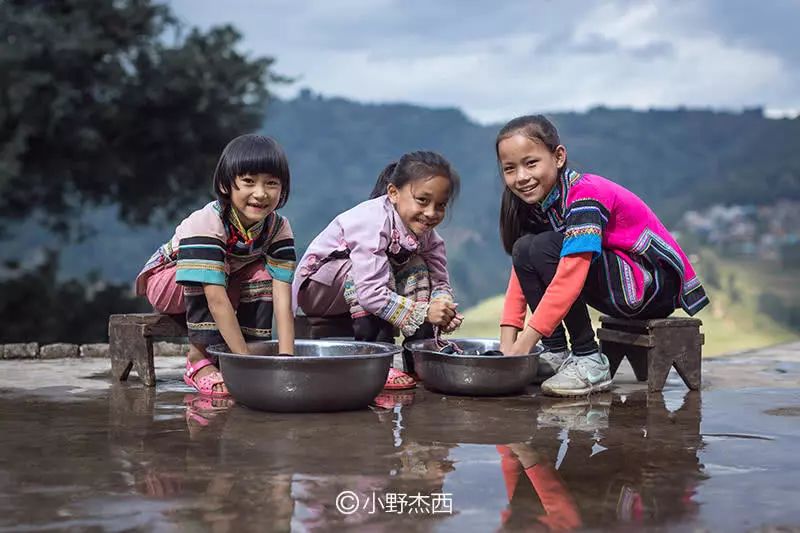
[596,316,704,392]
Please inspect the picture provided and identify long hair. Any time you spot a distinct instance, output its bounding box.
[369,151,460,204]
[496,115,566,254]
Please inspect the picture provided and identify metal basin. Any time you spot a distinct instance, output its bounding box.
[406,338,540,396]
[207,340,400,412]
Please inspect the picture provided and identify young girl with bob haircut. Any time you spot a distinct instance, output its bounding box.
[293,151,463,389]
[497,115,708,397]
[136,134,297,397]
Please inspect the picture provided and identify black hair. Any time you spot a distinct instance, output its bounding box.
[496,115,567,255]
[369,150,460,204]
[212,134,291,209]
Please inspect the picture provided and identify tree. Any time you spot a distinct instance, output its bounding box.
[0,0,290,232]
[0,251,150,343]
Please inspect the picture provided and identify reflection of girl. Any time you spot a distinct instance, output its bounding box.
[496,443,582,531]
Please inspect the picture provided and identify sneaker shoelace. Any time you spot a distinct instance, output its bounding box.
[556,355,578,373]
[556,356,592,381]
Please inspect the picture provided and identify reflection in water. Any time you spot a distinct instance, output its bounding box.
[481,391,705,531]
[496,443,581,531]
[0,382,725,531]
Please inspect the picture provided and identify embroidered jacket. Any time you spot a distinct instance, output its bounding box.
[135,201,296,294]
[540,169,708,316]
[292,196,454,334]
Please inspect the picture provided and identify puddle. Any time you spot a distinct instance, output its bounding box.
[702,433,776,442]
[0,376,798,531]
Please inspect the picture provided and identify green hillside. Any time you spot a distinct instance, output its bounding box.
[3,94,800,343]
[457,253,800,357]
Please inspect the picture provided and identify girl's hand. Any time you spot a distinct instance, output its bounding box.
[505,326,542,356]
[441,313,464,333]
[499,326,520,355]
[507,442,541,469]
[427,300,456,326]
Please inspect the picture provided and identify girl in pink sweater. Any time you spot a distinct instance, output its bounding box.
[293,151,464,389]
[497,115,708,397]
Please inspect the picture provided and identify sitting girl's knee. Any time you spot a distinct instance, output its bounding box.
[512,232,561,268]
[512,234,536,266]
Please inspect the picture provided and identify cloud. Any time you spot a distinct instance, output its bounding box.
[167,0,800,123]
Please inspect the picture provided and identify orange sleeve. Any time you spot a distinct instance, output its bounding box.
[500,267,527,329]
[525,464,582,530]
[496,445,523,499]
[529,253,592,336]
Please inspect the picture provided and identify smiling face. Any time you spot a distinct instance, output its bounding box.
[498,134,566,205]
[229,173,282,227]
[387,176,451,236]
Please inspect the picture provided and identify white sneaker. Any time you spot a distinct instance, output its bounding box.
[540,353,612,397]
[533,349,570,383]
[537,396,611,432]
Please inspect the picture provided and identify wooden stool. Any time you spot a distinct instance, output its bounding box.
[596,316,704,392]
[109,313,357,386]
[109,313,188,386]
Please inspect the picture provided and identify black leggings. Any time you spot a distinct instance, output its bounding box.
[512,232,680,356]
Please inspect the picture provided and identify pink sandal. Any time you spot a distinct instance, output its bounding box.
[384,367,417,390]
[184,358,230,397]
[183,394,234,427]
[373,391,416,409]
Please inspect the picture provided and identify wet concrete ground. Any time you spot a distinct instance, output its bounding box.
[1,344,799,532]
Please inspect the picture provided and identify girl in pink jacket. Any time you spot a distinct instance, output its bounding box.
[497,115,708,397]
[293,151,464,389]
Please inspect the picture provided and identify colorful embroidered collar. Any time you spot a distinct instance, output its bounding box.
[224,203,267,245]
[541,168,582,215]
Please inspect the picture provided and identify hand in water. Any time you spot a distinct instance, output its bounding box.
[507,442,541,469]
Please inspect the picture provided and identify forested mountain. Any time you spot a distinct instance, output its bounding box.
[265,93,800,305]
[5,93,799,307]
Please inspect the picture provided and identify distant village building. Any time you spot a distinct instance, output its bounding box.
[681,201,800,264]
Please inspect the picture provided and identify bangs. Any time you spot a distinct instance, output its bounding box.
[223,135,290,184]
[213,134,291,208]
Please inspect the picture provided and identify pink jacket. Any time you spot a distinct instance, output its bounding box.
[543,170,708,315]
[292,196,454,326]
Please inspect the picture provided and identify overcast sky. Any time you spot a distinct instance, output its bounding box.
[168,0,800,124]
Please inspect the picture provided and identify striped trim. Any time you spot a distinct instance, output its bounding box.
[187,321,219,331]
[240,280,273,303]
[430,287,455,303]
[176,267,227,286]
[560,199,608,258]
[377,292,416,325]
[241,326,272,338]
[183,285,205,296]
[178,236,226,261]
[267,238,297,261]
[176,235,227,286]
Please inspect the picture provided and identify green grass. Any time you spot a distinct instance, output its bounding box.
[458,252,800,357]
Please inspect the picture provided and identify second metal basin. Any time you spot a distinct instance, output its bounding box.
[406,338,540,396]
[207,340,399,412]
